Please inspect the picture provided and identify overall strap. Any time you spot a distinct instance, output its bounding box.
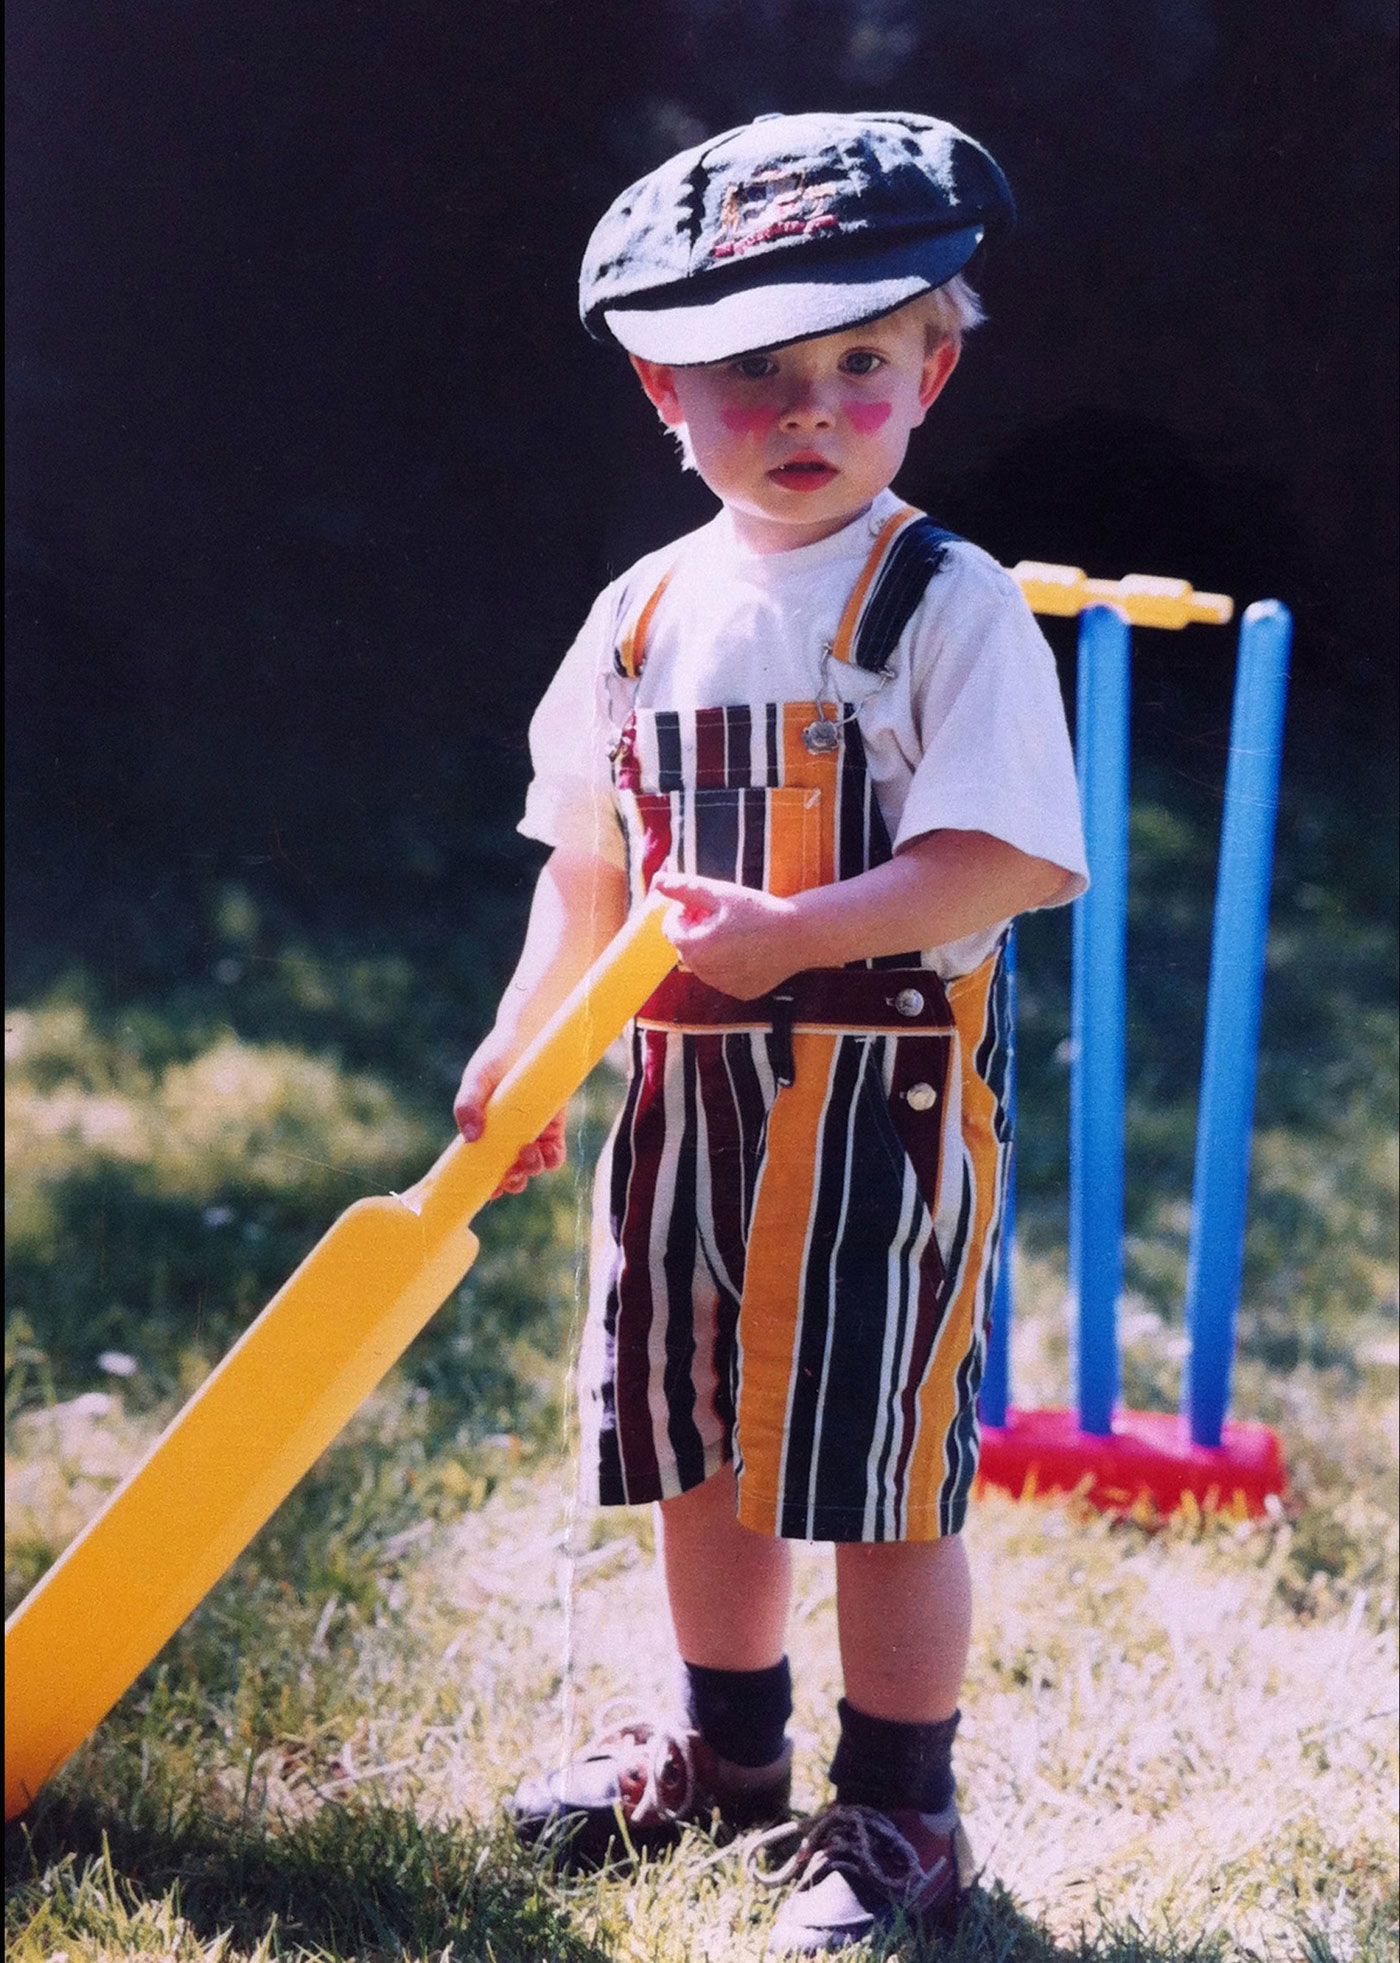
[832,505,960,674]
[613,559,681,680]
[615,505,959,682]
[612,569,675,683]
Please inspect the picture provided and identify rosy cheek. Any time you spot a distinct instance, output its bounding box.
[843,399,892,435]
[720,403,775,436]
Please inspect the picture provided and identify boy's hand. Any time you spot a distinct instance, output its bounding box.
[453,1045,566,1199]
[653,871,805,999]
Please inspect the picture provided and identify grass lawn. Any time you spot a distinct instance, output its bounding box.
[5,760,1397,1959]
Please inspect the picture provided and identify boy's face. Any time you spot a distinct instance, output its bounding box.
[630,304,958,553]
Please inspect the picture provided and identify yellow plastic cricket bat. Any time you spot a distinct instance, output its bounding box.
[4,900,677,1822]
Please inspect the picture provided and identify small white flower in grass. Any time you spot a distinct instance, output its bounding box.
[97,1350,138,1378]
[203,1204,235,1228]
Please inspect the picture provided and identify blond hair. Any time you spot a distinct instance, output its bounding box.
[907,273,985,351]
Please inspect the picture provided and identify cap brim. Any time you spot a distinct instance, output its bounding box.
[602,225,985,366]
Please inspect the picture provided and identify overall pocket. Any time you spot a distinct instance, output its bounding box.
[627,785,823,898]
[859,1028,955,1226]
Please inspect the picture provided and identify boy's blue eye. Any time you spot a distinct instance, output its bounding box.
[841,351,884,376]
[733,356,777,380]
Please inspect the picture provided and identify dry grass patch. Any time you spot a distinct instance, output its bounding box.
[10,1331,1392,1961]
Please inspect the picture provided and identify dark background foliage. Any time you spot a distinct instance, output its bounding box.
[7,0,1398,966]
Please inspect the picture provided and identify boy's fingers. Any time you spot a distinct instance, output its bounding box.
[489,1131,567,1198]
[457,1028,521,1113]
[653,870,725,921]
[660,905,717,954]
[474,1118,567,1194]
[653,870,713,900]
[454,1059,504,1141]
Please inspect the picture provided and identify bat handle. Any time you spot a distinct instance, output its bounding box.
[400,899,677,1227]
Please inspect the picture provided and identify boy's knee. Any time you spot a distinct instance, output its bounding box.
[837,1530,964,1565]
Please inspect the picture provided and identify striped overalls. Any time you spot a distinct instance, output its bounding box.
[578,507,1012,1542]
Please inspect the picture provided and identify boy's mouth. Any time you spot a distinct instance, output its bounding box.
[768,455,838,492]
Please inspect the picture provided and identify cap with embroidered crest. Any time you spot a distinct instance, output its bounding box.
[580,110,1015,367]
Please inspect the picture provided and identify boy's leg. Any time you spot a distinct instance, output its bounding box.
[833,1534,970,1724]
[658,1459,791,1670]
[659,1462,796,1803]
[510,1465,794,1862]
[766,1537,973,1954]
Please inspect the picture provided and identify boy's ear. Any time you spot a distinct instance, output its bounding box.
[914,340,960,423]
[629,354,685,427]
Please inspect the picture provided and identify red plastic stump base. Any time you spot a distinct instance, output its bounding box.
[977,1407,1286,1518]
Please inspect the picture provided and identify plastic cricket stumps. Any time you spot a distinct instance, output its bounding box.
[1011,562,1233,628]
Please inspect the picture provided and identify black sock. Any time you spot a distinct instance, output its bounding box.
[682,1657,793,1769]
[829,1698,959,1814]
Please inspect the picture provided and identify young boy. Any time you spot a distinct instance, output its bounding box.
[454,111,1087,1953]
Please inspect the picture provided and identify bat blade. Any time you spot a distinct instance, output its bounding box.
[5,900,677,1820]
[5,1194,479,1821]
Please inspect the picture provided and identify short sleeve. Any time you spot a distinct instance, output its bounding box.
[517,582,628,869]
[892,546,1088,906]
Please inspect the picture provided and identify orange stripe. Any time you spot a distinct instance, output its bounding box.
[830,503,920,665]
[905,956,1002,1533]
[620,569,676,679]
[735,1033,840,1535]
[763,791,813,899]
[815,784,837,896]
[777,706,841,889]
[780,701,811,785]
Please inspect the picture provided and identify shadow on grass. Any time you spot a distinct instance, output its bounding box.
[6,1784,1382,1963]
[948,1884,1391,1963]
[934,1884,1232,1962]
[5,1788,613,1963]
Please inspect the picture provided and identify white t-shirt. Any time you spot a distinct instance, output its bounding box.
[519,488,1088,978]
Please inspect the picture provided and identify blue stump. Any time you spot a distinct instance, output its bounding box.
[1069,607,1131,1437]
[981,927,1016,1430]
[1183,602,1293,1447]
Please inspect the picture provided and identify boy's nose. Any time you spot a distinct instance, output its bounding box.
[778,380,836,431]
